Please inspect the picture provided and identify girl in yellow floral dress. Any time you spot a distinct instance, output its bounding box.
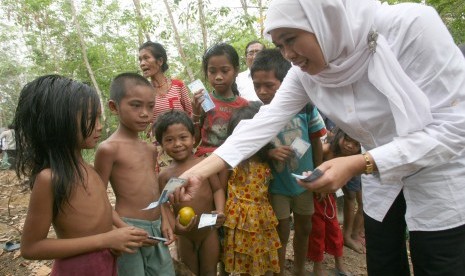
[223,104,281,275]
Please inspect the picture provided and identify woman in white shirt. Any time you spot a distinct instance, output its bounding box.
[174,1,465,275]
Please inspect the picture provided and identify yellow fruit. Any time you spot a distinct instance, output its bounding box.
[178,206,196,226]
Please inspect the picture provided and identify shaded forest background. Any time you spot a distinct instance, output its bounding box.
[0,0,464,137]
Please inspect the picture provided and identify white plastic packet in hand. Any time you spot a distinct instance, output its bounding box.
[335,188,344,198]
[142,178,186,210]
[291,137,310,159]
[291,168,324,182]
[187,79,215,112]
[198,213,218,229]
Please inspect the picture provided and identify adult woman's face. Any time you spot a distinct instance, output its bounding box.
[138,48,163,78]
[270,28,326,75]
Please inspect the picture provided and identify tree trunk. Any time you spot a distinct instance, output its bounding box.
[68,0,107,127]
[257,0,264,38]
[162,0,195,81]
[133,0,151,45]
[240,0,249,17]
[240,0,256,33]
[197,0,208,52]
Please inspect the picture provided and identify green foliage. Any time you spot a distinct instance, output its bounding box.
[385,0,465,44]
[1,0,463,132]
[427,0,465,44]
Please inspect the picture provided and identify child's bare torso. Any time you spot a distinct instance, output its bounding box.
[161,158,216,241]
[53,165,113,239]
[106,137,161,221]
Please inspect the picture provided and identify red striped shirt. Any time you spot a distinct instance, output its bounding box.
[153,79,193,121]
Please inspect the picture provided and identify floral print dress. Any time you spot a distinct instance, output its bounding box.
[223,157,281,275]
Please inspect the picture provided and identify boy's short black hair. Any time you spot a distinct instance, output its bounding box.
[110,72,153,104]
[250,48,291,82]
[154,110,194,143]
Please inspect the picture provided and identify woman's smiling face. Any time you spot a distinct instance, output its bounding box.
[270,27,326,75]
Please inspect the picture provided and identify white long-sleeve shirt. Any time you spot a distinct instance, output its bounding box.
[236,69,261,102]
[215,7,465,231]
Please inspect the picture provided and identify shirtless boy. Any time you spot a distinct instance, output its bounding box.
[95,73,175,275]
[154,110,225,276]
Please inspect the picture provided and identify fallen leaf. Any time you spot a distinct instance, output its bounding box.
[13,250,21,259]
[34,264,51,276]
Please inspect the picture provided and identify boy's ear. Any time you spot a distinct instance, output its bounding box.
[108,100,119,114]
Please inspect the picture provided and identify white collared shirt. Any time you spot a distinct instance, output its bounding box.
[236,69,261,102]
[215,37,465,232]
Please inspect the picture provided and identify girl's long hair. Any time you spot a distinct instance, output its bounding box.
[14,75,100,219]
[202,42,240,96]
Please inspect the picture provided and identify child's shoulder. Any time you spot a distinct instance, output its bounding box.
[191,155,204,165]
[159,156,201,181]
[158,165,176,187]
[140,139,157,153]
[28,169,55,199]
[95,138,118,155]
[35,168,53,187]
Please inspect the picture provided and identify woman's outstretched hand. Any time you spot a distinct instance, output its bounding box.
[170,175,204,204]
[297,155,365,193]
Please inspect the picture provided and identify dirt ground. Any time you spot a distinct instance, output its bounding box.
[0,169,367,276]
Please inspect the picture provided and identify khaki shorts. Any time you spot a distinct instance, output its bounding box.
[270,190,314,220]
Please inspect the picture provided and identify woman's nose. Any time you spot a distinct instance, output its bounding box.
[282,45,297,62]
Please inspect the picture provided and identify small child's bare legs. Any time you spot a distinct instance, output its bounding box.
[178,229,220,276]
[274,214,311,276]
[335,255,349,275]
[353,191,365,240]
[313,261,327,276]
[275,218,291,276]
[293,213,312,276]
[313,255,349,276]
[343,190,365,254]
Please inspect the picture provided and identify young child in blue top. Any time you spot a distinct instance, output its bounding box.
[250,48,326,276]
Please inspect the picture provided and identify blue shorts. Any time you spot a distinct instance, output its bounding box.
[345,176,361,192]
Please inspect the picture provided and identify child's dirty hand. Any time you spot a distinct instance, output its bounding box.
[212,211,225,228]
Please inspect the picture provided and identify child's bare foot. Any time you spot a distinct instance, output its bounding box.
[312,268,328,276]
[354,234,365,246]
[335,269,353,276]
[312,263,328,276]
[335,257,352,276]
[344,236,366,254]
